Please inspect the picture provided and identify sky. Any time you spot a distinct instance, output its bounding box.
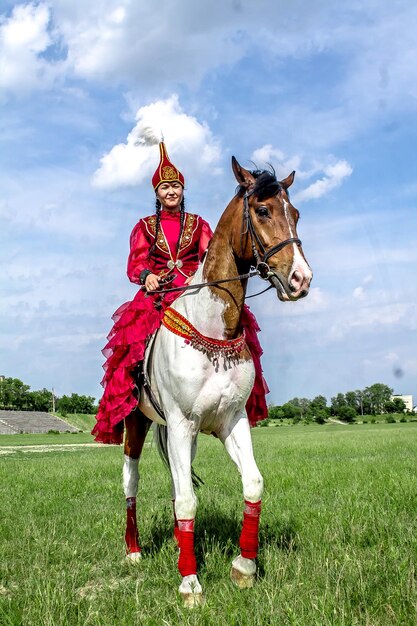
[1,0,416,408]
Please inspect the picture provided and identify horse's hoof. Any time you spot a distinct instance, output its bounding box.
[180,591,205,608]
[231,566,255,589]
[179,574,204,608]
[231,555,256,589]
[125,551,142,563]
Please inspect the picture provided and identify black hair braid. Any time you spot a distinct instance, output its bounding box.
[176,197,186,255]
[148,199,162,260]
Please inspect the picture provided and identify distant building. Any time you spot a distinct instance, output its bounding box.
[392,394,414,412]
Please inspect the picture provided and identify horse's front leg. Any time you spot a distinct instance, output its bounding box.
[123,409,151,561]
[171,436,198,548]
[167,415,203,607]
[219,411,264,588]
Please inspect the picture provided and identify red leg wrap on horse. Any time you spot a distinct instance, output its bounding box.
[177,519,197,576]
[125,497,141,554]
[240,500,261,560]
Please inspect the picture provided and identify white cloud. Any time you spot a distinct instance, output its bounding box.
[384,352,400,365]
[353,274,374,300]
[250,145,352,202]
[92,95,222,189]
[252,145,286,166]
[0,168,116,240]
[294,160,353,202]
[53,0,246,87]
[251,145,304,179]
[353,286,365,300]
[1,0,416,408]
[251,144,333,182]
[328,301,417,341]
[1,1,415,118]
[340,4,417,116]
[0,2,61,95]
[1,1,415,161]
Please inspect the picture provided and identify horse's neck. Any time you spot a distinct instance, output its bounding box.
[173,265,226,339]
[174,232,247,340]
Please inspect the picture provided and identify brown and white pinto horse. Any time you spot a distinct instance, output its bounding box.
[123,157,312,606]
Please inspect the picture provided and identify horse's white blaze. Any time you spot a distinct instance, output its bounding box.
[283,199,312,282]
[123,455,139,498]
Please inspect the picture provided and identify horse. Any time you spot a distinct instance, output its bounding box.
[122,157,312,606]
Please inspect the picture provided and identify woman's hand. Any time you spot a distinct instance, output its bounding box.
[145,273,160,291]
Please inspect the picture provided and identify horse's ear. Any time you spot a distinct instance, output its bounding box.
[232,156,255,189]
[280,171,296,190]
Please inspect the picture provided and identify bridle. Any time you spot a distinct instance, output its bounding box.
[146,190,302,298]
[242,189,302,280]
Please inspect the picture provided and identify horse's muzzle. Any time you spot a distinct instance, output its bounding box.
[269,271,311,301]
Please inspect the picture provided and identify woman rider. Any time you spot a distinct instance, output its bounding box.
[92,140,268,445]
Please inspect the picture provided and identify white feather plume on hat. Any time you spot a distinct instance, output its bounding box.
[133,124,164,147]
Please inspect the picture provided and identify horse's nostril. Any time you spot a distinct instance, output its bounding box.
[290,270,303,290]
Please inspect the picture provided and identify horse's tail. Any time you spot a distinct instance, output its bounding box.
[153,424,170,470]
[153,424,204,489]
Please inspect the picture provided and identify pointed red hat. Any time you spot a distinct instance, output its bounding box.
[152,142,185,190]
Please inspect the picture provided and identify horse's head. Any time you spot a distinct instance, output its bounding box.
[231,157,312,301]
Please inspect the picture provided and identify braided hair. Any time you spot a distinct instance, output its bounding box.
[148,196,186,260]
[148,198,162,260]
[177,198,185,255]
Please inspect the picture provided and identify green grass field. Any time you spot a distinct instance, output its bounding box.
[55,413,97,433]
[1,423,416,625]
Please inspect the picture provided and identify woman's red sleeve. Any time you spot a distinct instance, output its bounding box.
[198,219,214,261]
[127,221,151,284]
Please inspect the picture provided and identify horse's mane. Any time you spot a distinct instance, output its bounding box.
[236,167,286,201]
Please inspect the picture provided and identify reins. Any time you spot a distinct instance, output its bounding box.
[145,190,302,299]
[144,269,259,296]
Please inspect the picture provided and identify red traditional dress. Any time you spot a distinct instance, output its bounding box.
[92,144,269,445]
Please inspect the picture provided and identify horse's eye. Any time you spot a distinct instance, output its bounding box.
[256,206,269,218]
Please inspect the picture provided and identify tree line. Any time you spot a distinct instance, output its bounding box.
[0,377,97,416]
[0,377,409,423]
[268,383,408,424]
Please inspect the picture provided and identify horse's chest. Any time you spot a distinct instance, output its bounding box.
[201,356,253,397]
[152,294,256,427]
[157,342,255,426]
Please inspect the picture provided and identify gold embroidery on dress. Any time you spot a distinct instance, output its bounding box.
[143,215,169,253]
[179,214,199,251]
[144,213,199,255]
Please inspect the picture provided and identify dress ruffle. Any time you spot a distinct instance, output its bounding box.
[241,305,270,426]
[92,294,268,444]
